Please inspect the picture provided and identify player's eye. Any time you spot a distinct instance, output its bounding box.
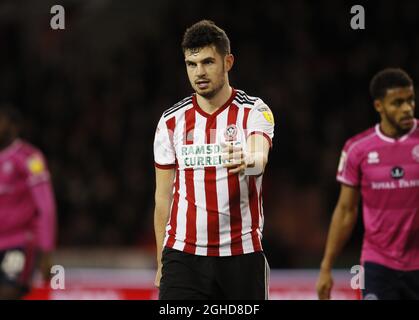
[392,100,403,107]
[186,62,196,67]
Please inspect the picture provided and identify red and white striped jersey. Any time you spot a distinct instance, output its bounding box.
[154,89,275,256]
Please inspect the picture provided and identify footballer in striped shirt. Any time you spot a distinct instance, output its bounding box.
[154,20,274,300]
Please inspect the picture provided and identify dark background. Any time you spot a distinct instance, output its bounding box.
[1,0,418,268]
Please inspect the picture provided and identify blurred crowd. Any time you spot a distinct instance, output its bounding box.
[1,0,418,267]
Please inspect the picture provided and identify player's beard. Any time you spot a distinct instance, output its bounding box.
[384,110,412,135]
[198,78,225,99]
[195,63,226,99]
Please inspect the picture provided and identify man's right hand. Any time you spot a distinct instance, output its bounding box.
[316,269,334,300]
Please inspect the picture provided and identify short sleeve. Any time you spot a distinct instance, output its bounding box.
[154,115,176,169]
[336,140,361,187]
[24,152,51,187]
[246,100,275,148]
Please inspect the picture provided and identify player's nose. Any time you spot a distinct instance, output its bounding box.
[195,63,206,76]
[401,101,414,114]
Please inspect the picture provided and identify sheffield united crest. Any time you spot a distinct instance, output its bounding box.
[224,124,238,142]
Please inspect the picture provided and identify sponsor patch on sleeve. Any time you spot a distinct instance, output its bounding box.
[257,105,275,125]
[27,155,45,175]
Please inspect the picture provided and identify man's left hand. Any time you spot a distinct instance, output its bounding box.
[222,142,254,174]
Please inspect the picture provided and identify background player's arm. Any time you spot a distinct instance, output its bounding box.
[25,153,57,282]
[317,184,360,299]
[30,181,57,282]
[154,167,175,288]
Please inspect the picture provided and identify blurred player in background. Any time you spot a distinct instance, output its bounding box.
[0,105,57,299]
[153,20,274,299]
[317,68,419,300]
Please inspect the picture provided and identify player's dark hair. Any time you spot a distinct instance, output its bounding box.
[0,104,23,127]
[182,20,230,56]
[370,68,413,100]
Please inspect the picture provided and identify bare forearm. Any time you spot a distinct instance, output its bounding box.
[321,207,358,270]
[245,135,270,176]
[153,167,175,286]
[248,151,268,173]
[154,201,171,264]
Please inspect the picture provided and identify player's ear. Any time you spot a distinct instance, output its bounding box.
[224,54,234,72]
[373,99,383,113]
